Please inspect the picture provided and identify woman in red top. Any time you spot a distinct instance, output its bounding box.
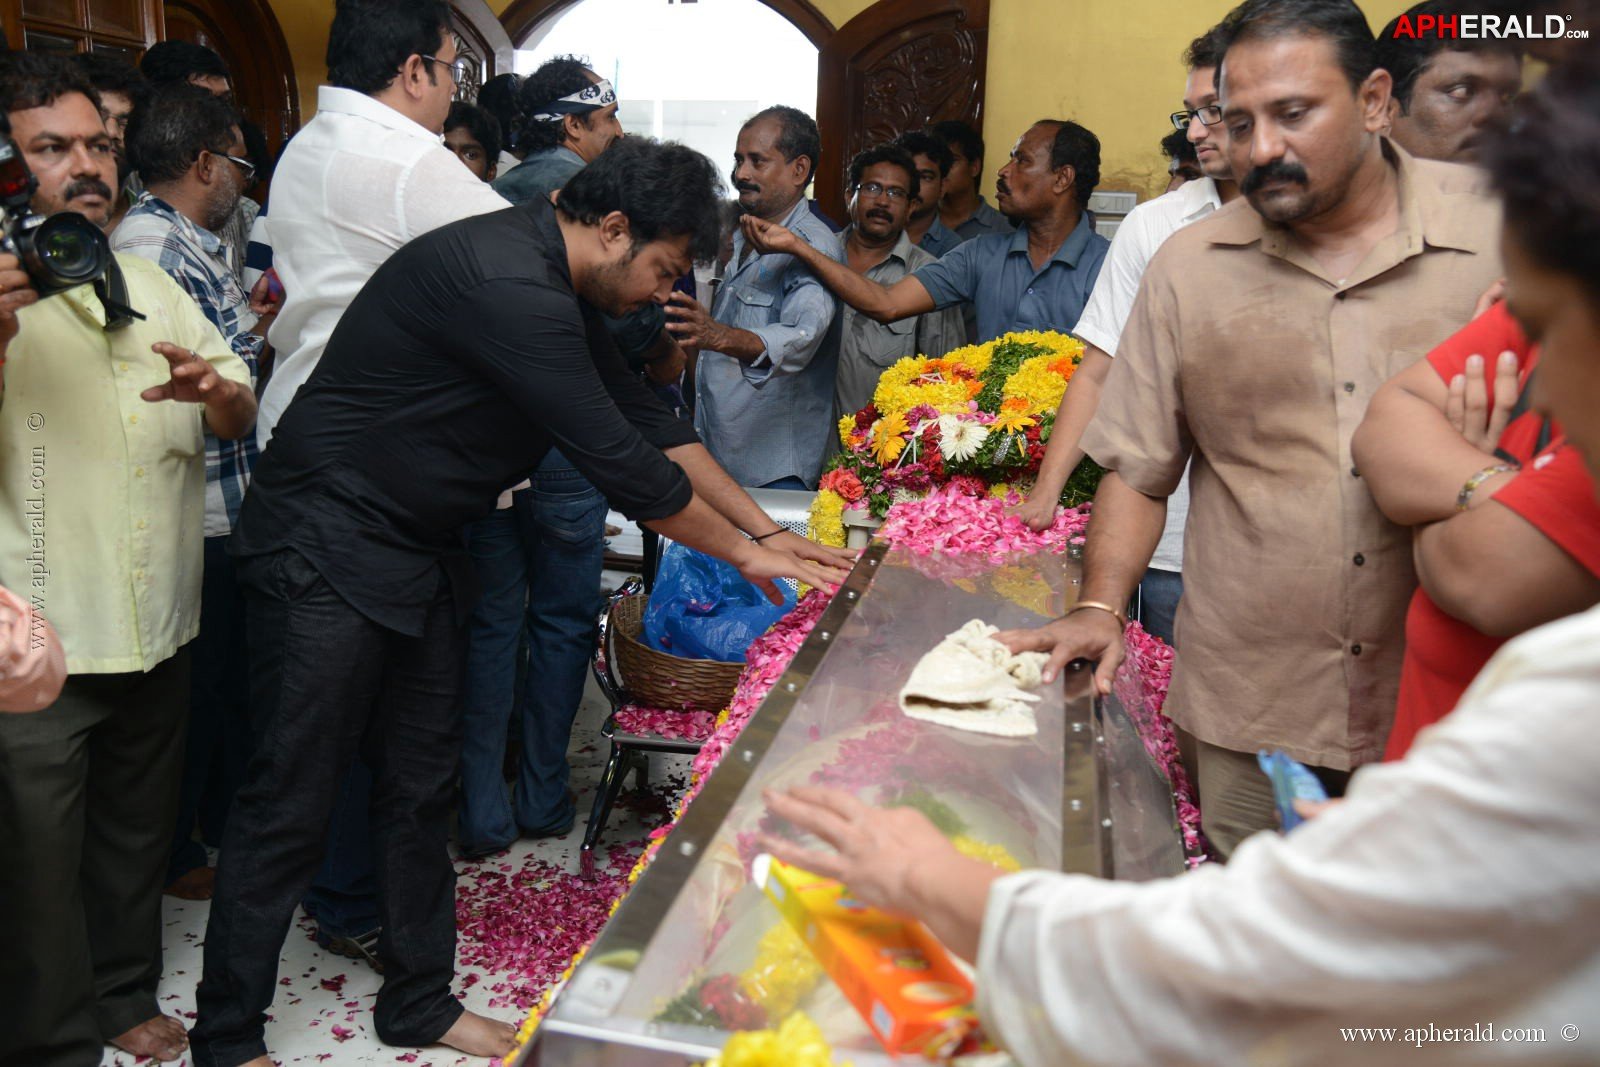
[1355,300,1600,757]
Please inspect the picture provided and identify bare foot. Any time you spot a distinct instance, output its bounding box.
[163,865,216,900]
[439,1010,517,1058]
[109,1014,188,1061]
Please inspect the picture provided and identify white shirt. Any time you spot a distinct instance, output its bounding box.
[1075,177,1223,573]
[977,602,1600,1067]
[256,86,509,447]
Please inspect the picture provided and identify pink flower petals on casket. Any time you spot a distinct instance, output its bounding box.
[876,484,1089,564]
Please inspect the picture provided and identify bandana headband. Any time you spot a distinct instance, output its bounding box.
[529,79,617,123]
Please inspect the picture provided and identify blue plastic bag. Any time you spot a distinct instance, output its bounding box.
[1257,749,1329,833]
[642,544,795,663]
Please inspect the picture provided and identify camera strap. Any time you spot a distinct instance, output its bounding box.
[94,257,146,331]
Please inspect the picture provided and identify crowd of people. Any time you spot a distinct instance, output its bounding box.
[0,0,1595,1063]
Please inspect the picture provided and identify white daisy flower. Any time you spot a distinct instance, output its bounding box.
[937,414,990,462]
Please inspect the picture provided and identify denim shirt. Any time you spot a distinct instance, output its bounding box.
[913,214,1110,342]
[692,198,843,488]
[491,145,585,206]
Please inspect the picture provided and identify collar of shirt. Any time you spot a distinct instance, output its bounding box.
[1006,211,1095,270]
[841,224,917,273]
[1204,140,1487,277]
[129,192,227,258]
[727,196,816,277]
[1174,175,1224,224]
[927,215,959,244]
[315,85,443,145]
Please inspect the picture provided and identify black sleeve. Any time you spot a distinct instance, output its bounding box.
[582,303,700,451]
[449,278,694,522]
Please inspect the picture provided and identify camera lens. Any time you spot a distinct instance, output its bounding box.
[33,213,110,287]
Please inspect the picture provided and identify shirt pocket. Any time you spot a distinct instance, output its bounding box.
[858,316,916,369]
[728,283,778,325]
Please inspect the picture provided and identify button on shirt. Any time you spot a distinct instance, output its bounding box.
[0,256,252,673]
[1080,143,1502,768]
[914,213,1110,343]
[232,200,698,637]
[950,195,1014,241]
[112,192,264,538]
[694,197,842,488]
[1073,176,1224,573]
[256,85,509,446]
[832,228,966,418]
[977,602,1600,1067]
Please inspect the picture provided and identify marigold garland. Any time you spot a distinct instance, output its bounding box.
[809,331,1101,543]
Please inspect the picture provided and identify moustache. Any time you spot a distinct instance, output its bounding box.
[63,177,114,202]
[734,182,761,194]
[1241,161,1309,196]
[995,180,1010,196]
[867,210,893,222]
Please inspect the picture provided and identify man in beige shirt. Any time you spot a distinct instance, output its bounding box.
[1006,0,1501,858]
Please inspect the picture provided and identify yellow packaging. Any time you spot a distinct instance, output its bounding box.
[752,855,979,1058]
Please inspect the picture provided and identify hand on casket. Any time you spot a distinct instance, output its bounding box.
[761,786,1007,964]
[997,607,1125,692]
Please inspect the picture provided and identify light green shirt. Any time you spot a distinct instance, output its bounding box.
[0,255,250,674]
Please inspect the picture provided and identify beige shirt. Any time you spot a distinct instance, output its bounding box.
[1081,143,1501,768]
[0,256,251,674]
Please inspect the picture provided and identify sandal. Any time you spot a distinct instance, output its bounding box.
[316,925,385,974]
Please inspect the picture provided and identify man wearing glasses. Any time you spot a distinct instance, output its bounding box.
[1011,23,1241,643]
[112,83,275,906]
[832,144,965,417]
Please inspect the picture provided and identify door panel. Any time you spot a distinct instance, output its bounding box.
[815,0,988,222]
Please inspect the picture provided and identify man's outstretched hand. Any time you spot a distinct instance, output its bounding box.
[735,543,846,604]
[739,214,801,257]
[766,529,857,577]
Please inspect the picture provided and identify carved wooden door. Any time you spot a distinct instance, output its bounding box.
[814,0,989,222]
[163,0,299,191]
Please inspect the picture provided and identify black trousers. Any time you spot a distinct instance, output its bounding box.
[0,650,190,1067]
[190,550,467,1067]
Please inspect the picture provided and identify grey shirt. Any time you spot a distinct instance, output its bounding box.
[692,198,843,488]
[831,228,966,418]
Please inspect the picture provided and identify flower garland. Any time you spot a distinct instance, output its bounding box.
[812,332,1105,541]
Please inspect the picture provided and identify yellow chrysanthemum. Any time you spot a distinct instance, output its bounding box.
[739,923,823,1017]
[1002,354,1073,414]
[938,339,997,376]
[837,414,855,449]
[806,489,847,548]
[701,1012,846,1067]
[952,835,1024,873]
[871,411,910,466]
[871,355,973,418]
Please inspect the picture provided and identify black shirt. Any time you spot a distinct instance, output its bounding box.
[232,199,699,636]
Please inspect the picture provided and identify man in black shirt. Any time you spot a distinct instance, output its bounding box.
[191,138,850,1067]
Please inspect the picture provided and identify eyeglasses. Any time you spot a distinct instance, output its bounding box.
[1170,106,1224,130]
[421,54,473,88]
[220,152,257,184]
[853,181,910,201]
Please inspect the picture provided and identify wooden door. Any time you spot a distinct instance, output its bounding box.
[2,0,160,58]
[814,0,989,222]
[162,0,298,187]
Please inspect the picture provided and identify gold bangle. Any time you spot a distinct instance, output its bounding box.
[1067,599,1127,630]
[1456,464,1516,512]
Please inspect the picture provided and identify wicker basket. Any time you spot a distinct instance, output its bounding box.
[608,594,744,712]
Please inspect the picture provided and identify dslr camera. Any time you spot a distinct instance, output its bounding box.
[0,127,112,298]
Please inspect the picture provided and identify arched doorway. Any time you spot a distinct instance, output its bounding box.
[499,0,989,223]
[163,0,299,164]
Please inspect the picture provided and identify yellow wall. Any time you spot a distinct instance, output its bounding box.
[264,0,1414,201]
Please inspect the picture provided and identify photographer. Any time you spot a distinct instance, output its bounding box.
[0,53,253,1067]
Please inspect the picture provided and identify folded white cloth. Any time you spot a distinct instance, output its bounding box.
[899,619,1048,737]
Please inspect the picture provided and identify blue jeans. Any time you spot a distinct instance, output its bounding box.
[457,454,607,852]
[758,475,810,490]
[1136,566,1184,649]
